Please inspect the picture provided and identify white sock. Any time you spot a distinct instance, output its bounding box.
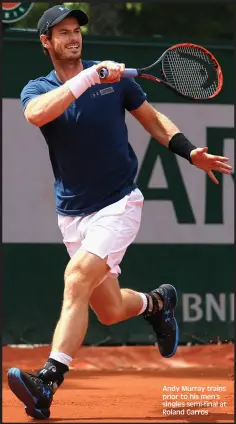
[137,292,148,315]
[49,351,72,368]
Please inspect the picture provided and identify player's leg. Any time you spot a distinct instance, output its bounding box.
[86,188,177,356]
[7,249,110,419]
[50,249,109,356]
[89,275,153,324]
[90,274,178,359]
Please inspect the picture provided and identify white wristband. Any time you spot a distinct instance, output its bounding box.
[66,65,100,99]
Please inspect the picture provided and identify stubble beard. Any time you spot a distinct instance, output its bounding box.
[53,47,82,66]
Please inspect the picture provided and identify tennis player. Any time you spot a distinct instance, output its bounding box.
[7,5,232,420]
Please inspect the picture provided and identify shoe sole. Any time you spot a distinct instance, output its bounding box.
[163,317,179,358]
[8,368,49,419]
[159,284,179,358]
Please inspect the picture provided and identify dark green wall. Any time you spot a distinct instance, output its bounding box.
[3,244,234,345]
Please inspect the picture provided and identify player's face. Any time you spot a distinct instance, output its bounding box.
[47,17,82,61]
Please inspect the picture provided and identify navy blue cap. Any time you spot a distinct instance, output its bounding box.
[37,5,88,35]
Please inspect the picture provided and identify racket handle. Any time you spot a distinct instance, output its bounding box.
[99,68,139,79]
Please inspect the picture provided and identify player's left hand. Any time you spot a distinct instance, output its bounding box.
[190,147,232,184]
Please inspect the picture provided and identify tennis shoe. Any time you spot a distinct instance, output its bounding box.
[143,284,179,358]
[8,367,53,419]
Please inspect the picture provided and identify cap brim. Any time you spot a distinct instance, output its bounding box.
[50,9,88,29]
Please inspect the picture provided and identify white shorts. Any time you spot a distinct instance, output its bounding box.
[58,188,144,278]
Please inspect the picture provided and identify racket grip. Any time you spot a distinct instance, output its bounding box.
[123,69,139,78]
[99,68,139,79]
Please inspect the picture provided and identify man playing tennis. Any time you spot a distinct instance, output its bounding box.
[8,5,232,420]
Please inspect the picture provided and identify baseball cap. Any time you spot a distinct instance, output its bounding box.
[37,5,88,35]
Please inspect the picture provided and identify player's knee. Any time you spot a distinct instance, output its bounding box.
[64,253,108,299]
[97,308,122,326]
[64,272,87,298]
[64,268,95,303]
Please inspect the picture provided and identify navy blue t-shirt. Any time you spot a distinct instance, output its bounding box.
[20,60,147,216]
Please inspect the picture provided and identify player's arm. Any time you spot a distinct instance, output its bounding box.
[131,100,180,147]
[25,61,125,127]
[131,100,232,184]
[25,85,75,127]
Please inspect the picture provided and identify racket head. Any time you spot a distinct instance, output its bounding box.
[160,43,223,100]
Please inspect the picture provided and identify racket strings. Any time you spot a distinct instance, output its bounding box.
[162,46,219,99]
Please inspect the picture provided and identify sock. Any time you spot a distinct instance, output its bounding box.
[50,351,72,368]
[137,292,148,315]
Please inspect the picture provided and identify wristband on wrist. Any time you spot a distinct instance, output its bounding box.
[168,133,197,164]
[66,65,100,99]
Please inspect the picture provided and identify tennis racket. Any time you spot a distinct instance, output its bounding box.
[99,43,223,100]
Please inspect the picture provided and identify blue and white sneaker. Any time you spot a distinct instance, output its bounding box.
[143,284,179,358]
[8,368,53,419]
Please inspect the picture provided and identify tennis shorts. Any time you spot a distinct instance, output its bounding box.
[58,188,144,278]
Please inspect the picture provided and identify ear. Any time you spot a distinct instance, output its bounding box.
[40,34,50,50]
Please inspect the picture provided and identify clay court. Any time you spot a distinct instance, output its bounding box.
[2,344,234,423]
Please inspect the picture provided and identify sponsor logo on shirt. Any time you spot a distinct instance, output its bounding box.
[91,86,114,99]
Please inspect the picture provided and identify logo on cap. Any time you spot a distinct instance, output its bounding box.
[2,2,34,24]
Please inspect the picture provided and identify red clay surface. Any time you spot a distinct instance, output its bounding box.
[2,345,234,423]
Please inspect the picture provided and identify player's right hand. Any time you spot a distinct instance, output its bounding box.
[95,61,125,83]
